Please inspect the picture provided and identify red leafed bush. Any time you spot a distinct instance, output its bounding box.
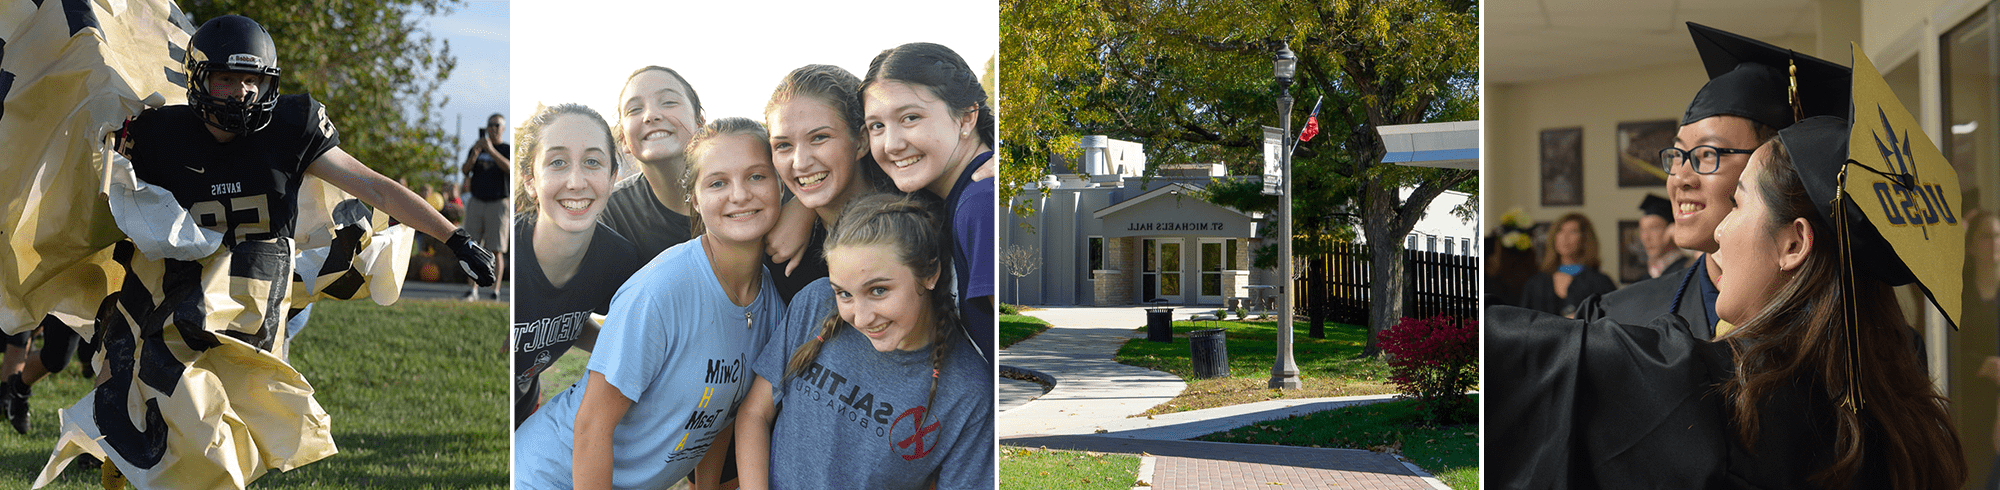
[1378,315,1477,425]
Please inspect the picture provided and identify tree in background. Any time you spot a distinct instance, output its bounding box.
[1002,244,1042,304]
[1002,0,1477,355]
[183,0,459,189]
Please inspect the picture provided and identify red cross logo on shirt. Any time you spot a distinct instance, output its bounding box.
[892,406,942,461]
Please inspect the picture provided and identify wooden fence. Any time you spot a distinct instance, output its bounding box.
[1294,242,1478,329]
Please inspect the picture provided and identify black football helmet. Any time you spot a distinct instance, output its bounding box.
[185,15,281,133]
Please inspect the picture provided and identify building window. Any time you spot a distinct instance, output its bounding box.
[1226,239,1239,270]
[1426,236,1437,252]
[1462,238,1472,256]
[1443,237,1454,255]
[1088,236,1104,279]
[1406,234,1417,249]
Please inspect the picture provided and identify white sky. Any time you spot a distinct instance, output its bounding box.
[509,0,1000,160]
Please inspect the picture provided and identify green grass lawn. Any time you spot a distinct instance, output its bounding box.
[1113,319,1394,413]
[999,314,1053,349]
[997,447,1140,489]
[7,298,507,489]
[1197,397,1479,490]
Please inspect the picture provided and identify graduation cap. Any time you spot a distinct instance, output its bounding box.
[1683,22,1852,129]
[1771,44,1963,411]
[1639,195,1674,223]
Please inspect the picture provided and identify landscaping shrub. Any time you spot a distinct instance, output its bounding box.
[1378,315,1477,425]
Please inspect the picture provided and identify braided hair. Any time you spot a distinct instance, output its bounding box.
[784,192,960,427]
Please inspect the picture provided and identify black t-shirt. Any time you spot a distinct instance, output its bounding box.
[511,213,641,426]
[762,222,829,304]
[120,95,339,245]
[598,173,693,264]
[467,142,511,201]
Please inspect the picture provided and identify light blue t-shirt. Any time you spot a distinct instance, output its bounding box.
[752,277,995,489]
[514,238,783,489]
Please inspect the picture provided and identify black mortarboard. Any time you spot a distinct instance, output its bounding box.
[1774,116,1917,287]
[1774,44,1964,411]
[1639,195,1674,223]
[1682,23,1852,129]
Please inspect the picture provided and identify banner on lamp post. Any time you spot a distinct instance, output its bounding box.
[1262,126,1284,195]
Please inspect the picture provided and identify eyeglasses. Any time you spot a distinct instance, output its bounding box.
[1658,145,1756,175]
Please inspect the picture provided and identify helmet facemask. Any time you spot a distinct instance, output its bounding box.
[185,15,282,134]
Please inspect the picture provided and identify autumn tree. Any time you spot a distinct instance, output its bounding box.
[1001,0,1477,355]
[182,0,460,187]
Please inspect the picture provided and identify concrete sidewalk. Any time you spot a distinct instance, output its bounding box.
[997,306,1186,436]
[998,306,1449,489]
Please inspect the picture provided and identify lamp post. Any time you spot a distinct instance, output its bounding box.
[1270,42,1302,390]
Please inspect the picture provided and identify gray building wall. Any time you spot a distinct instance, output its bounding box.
[1004,175,1262,307]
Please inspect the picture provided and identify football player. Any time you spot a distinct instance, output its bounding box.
[24,14,496,488]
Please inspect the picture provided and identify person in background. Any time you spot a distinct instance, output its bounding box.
[1637,194,1690,279]
[463,112,511,300]
[1517,213,1615,317]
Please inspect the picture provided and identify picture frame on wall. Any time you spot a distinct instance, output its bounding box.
[1540,127,1584,206]
[1615,119,1676,188]
[1617,220,1647,284]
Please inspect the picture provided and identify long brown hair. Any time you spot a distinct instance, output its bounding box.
[784,193,959,425]
[1725,138,1964,488]
[514,103,617,214]
[1538,212,1601,273]
[764,64,895,195]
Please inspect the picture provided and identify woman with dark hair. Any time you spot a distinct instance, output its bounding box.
[509,103,640,428]
[861,42,996,368]
[1517,212,1617,317]
[734,193,994,489]
[1488,116,1966,489]
[514,118,789,490]
[749,64,902,296]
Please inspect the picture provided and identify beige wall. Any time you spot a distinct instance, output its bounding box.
[1485,51,1780,285]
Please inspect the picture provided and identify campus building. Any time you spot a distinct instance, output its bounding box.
[1002,134,1475,307]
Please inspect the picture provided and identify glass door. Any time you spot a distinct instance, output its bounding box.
[1199,239,1226,303]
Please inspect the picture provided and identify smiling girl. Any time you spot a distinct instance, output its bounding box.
[861,42,997,367]
[735,192,995,489]
[514,118,788,490]
[511,104,641,427]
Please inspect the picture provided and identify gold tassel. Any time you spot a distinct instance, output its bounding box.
[1835,167,1863,412]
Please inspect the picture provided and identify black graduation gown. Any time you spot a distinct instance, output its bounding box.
[1655,254,1693,280]
[1577,255,1716,340]
[1486,306,1890,489]
[1518,268,1618,317]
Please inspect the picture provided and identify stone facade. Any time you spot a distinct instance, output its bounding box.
[1094,236,1135,305]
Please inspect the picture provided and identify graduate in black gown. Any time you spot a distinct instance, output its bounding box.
[1575,23,1850,339]
[1489,108,1967,489]
[1636,194,1691,279]
[1517,213,1617,317]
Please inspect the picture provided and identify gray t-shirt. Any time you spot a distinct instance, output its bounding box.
[513,238,782,489]
[753,277,995,489]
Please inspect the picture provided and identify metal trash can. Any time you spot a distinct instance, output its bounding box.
[1145,307,1175,343]
[1189,328,1229,378]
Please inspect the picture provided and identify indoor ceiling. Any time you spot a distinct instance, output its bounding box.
[1486,0,1822,85]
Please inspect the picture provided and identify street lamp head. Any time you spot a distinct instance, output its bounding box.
[1273,43,1298,86]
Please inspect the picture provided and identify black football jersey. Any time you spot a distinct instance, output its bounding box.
[118,94,340,246]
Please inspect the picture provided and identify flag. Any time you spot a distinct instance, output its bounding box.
[1298,97,1323,143]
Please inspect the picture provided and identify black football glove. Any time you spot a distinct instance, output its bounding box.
[446,228,497,287]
